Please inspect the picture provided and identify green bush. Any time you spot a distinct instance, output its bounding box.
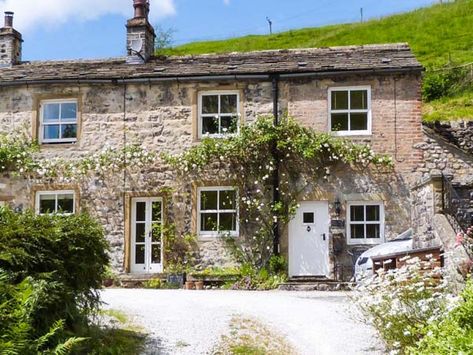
[412,280,473,354]
[423,66,472,102]
[0,207,110,332]
[0,270,85,354]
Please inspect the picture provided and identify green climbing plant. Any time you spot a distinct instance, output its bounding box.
[165,115,393,269]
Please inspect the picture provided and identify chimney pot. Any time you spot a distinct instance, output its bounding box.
[4,11,14,28]
[133,0,149,19]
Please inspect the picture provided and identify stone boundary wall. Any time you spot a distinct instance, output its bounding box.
[414,124,473,185]
[424,120,473,156]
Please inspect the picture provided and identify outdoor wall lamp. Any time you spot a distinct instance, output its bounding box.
[334,198,341,216]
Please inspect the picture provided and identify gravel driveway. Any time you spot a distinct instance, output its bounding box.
[101,289,384,355]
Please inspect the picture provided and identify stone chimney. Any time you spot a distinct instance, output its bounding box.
[0,12,22,67]
[126,0,156,64]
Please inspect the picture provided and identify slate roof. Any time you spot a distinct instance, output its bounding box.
[0,43,422,85]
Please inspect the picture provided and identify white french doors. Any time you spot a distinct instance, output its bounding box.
[130,197,163,273]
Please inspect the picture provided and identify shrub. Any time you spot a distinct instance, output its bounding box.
[353,256,456,353]
[423,66,472,102]
[230,257,288,290]
[0,270,85,354]
[162,224,198,273]
[0,207,110,332]
[412,280,473,354]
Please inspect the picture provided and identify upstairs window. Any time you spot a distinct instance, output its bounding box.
[347,201,384,245]
[36,191,75,215]
[40,100,78,144]
[329,87,371,135]
[198,92,240,138]
[198,187,238,237]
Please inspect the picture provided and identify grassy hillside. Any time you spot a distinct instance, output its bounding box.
[164,0,473,121]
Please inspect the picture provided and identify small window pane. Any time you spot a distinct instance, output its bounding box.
[202,116,219,135]
[61,103,77,120]
[331,91,348,110]
[202,95,218,114]
[331,113,349,131]
[136,202,146,221]
[303,212,315,224]
[151,222,162,242]
[366,224,380,239]
[220,212,237,232]
[220,95,238,113]
[201,213,218,232]
[61,124,77,139]
[351,224,365,239]
[151,244,161,264]
[44,125,60,140]
[201,191,218,210]
[219,190,236,210]
[135,245,145,264]
[366,205,380,221]
[39,195,56,214]
[350,113,368,131]
[152,201,162,222]
[57,194,74,213]
[135,223,146,243]
[350,206,365,222]
[43,104,60,121]
[220,116,238,134]
[350,90,368,110]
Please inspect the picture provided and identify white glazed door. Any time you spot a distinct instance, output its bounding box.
[131,198,163,273]
[289,201,330,277]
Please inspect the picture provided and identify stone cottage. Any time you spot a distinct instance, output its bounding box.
[0,0,429,280]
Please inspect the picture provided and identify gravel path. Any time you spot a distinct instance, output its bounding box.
[101,289,384,355]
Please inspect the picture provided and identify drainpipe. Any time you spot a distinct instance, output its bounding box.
[271,74,281,255]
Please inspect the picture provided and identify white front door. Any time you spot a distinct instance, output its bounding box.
[131,197,163,274]
[289,201,330,277]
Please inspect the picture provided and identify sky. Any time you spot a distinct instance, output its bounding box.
[0,0,437,61]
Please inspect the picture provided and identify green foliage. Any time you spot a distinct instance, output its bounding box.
[0,130,38,175]
[412,280,473,354]
[143,278,163,289]
[162,224,198,272]
[0,207,110,331]
[228,257,288,290]
[423,64,472,101]
[0,270,85,355]
[167,116,391,270]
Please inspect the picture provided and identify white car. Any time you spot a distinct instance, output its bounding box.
[354,229,413,282]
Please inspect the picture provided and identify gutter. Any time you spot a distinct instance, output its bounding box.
[0,67,422,87]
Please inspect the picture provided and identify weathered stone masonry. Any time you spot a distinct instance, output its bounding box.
[0,70,424,277]
[0,6,427,279]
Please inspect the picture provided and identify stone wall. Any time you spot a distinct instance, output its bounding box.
[412,121,473,256]
[425,120,473,156]
[0,72,423,276]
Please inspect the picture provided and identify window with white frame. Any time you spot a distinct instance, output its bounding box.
[40,100,78,143]
[329,87,371,135]
[347,202,384,244]
[198,187,238,236]
[198,92,240,138]
[36,191,75,215]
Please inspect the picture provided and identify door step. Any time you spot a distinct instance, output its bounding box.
[117,273,167,288]
[279,280,353,291]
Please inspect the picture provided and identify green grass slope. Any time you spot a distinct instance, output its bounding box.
[165,0,473,121]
